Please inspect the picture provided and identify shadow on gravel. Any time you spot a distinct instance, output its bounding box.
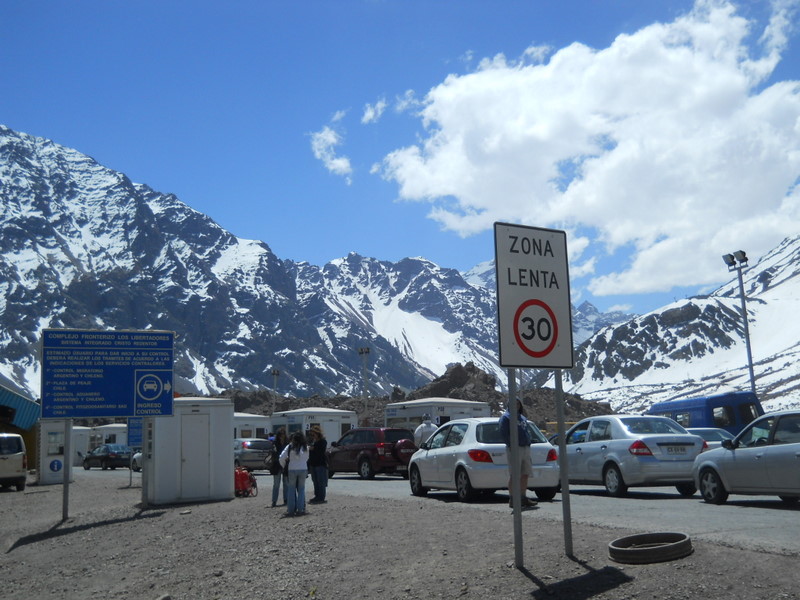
[5,509,166,554]
[521,556,634,599]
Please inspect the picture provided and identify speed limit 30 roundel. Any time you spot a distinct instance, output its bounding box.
[513,299,558,358]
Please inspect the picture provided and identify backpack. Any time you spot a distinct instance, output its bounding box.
[266,448,281,475]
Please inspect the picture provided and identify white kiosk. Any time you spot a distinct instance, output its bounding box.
[270,407,356,443]
[143,396,234,505]
[38,419,72,485]
[384,397,491,429]
[234,412,272,439]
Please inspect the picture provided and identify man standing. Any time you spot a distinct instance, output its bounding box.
[414,414,438,447]
[499,399,537,508]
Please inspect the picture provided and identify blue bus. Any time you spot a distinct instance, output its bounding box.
[646,391,764,436]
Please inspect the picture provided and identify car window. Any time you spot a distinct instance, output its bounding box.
[620,417,686,435]
[675,412,691,427]
[738,417,775,447]
[739,403,761,425]
[339,432,356,445]
[588,420,612,441]
[476,422,504,444]
[712,406,735,428]
[246,440,272,450]
[525,422,548,444]
[773,415,800,445]
[428,426,450,450]
[566,422,590,444]
[384,430,413,443]
[0,436,23,454]
[444,423,468,447]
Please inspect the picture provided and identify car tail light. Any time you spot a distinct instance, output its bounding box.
[467,449,493,463]
[376,443,389,456]
[545,448,558,462]
[22,454,27,469]
[628,440,653,456]
[700,440,709,452]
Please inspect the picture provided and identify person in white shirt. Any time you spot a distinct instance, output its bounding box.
[414,414,438,447]
[280,431,309,516]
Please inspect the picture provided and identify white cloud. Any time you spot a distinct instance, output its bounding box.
[362,98,387,124]
[310,125,352,184]
[377,0,800,297]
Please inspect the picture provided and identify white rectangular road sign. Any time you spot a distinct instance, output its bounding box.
[494,222,573,368]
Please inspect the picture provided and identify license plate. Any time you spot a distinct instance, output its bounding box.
[665,446,687,455]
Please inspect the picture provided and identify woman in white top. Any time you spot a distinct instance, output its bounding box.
[280,431,309,516]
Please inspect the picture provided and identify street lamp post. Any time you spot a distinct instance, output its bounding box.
[358,347,370,422]
[270,368,279,414]
[722,251,756,395]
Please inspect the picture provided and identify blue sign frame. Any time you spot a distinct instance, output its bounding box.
[41,329,174,419]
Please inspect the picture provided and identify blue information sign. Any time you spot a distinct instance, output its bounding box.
[127,417,144,448]
[41,329,174,419]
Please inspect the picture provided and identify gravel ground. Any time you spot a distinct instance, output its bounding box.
[1,471,798,600]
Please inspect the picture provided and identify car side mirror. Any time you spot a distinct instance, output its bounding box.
[331,441,339,448]
[420,442,429,450]
[721,439,735,450]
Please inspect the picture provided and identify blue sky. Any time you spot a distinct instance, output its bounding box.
[2,0,800,315]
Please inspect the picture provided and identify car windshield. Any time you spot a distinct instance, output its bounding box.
[476,421,548,444]
[0,437,23,454]
[620,417,687,435]
[107,444,130,453]
[384,430,413,443]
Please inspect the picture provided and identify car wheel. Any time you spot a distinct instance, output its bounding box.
[455,468,476,502]
[603,464,628,497]
[358,458,375,480]
[16,479,26,492]
[534,487,558,501]
[327,470,335,478]
[101,460,109,471]
[779,496,799,505]
[699,468,728,504]
[131,460,141,472]
[409,466,428,497]
[83,461,90,470]
[675,482,697,497]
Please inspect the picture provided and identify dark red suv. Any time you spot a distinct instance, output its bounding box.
[326,428,417,479]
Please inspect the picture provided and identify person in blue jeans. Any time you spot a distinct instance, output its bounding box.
[271,428,289,507]
[279,431,309,516]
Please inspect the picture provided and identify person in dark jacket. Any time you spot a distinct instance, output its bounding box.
[307,426,328,504]
[271,428,289,508]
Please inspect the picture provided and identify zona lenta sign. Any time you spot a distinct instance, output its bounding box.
[493,222,574,369]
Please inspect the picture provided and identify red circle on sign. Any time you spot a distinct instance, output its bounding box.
[513,299,559,358]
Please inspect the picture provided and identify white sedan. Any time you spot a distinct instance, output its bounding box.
[408,417,560,502]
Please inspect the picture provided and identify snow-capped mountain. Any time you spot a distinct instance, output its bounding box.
[4,124,796,416]
[530,236,800,413]
[0,125,508,399]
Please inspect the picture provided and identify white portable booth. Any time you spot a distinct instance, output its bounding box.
[143,396,234,505]
[92,423,128,448]
[384,397,491,429]
[234,412,272,439]
[37,419,72,485]
[270,407,357,443]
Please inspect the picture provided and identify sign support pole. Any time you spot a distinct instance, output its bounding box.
[61,418,72,521]
[508,368,524,568]
[554,370,574,556]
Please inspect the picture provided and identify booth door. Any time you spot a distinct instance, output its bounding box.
[181,413,210,499]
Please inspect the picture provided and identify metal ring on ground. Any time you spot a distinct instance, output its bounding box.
[608,532,693,564]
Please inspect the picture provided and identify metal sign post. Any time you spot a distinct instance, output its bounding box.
[494,222,575,564]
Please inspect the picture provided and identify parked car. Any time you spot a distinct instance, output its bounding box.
[131,450,143,472]
[687,427,734,449]
[233,438,274,471]
[561,415,706,497]
[408,417,560,502]
[693,410,800,505]
[82,444,133,470]
[326,427,416,479]
[0,433,27,491]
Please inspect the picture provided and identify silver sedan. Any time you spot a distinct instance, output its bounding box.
[562,415,706,497]
[693,410,800,505]
[408,417,560,502]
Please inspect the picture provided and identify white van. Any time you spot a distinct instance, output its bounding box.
[0,433,27,491]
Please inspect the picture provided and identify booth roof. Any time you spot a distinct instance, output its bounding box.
[271,407,356,416]
[384,397,490,408]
